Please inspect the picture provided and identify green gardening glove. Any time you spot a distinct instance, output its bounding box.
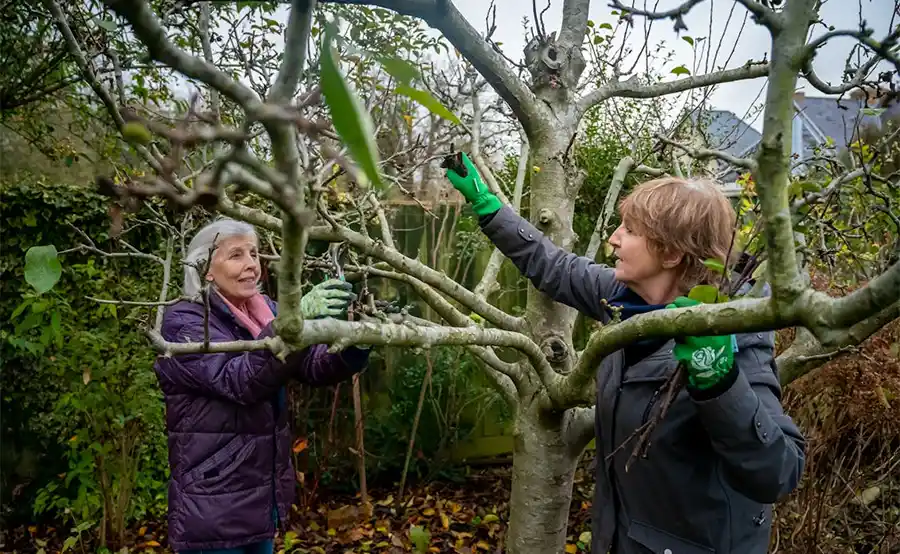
[443,152,503,217]
[665,296,735,390]
[300,279,357,319]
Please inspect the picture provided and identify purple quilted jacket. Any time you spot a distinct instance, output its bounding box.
[153,293,369,551]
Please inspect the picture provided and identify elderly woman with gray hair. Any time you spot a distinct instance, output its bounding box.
[154,218,370,554]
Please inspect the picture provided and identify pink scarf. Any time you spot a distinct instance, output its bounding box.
[216,290,275,338]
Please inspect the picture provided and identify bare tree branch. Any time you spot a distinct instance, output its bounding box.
[551,269,900,408]
[777,300,900,386]
[826,261,900,330]
[734,0,781,30]
[474,136,529,299]
[805,26,900,74]
[198,1,220,121]
[558,0,591,49]
[104,0,261,109]
[577,62,769,117]
[585,157,665,261]
[269,0,316,104]
[609,0,705,30]
[656,133,758,171]
[324,0,544,134]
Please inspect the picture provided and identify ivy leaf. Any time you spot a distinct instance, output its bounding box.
[671,65,691,76]
[24,245,62,295]
[395,84,461,125]
[320,25,383,190]
[702,258,726,275]
[688,284,720,304]
[683,36,695,46]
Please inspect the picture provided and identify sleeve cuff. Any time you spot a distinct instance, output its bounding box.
[693,367,779,448]
[687,365,738,401]
[339,345,371,370]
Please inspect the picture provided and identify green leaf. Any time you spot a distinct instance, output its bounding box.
[599,22,613,30]
[683,36,694,46]
[320,25,383,190]
[702,258,726,275]
[97,19,117,32]
[587,20,595,27]
[409,525,430,553]
[688,284,720,304]
[395,84,461,125]
[379,56,420,85]
[671,65,691,76]
[24,245,62,294]
[62,536,77,553]
[861,107,886,117]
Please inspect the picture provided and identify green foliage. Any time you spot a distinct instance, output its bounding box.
[24,245,62,294]
[573,107,659,254]
[394,84,461,125]
[0,176,168,541]
[687,284,725,304]
[321,24,384,190]
[409,524,431,553]
[365,347,509,481]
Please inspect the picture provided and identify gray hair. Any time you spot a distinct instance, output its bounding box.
[183,218,258,297]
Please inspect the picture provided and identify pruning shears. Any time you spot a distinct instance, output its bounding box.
[440,143,469,178]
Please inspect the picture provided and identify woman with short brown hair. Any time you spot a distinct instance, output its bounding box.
[445,155,804,554]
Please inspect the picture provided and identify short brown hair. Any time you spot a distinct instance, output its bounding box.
[618,177,736,291]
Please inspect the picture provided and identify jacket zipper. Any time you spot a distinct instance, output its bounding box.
[640,387,662,426]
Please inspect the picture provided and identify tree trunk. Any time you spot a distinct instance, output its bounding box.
[507,404,580,554]
[525,130,583,373]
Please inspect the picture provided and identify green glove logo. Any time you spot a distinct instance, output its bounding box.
[691,345,727,372]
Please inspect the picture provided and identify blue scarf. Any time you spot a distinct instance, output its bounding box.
[606,288,669,367]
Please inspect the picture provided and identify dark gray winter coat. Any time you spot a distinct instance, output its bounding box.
[481,206,805,554]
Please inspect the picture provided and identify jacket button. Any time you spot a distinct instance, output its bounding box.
[664,549,673,554]
[756,421,761,428]
[528,233,533,239]
[763,432,769,439]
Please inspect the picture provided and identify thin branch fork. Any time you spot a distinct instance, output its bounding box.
[577,61,769,117]
[608,0,705,25]
[655,133,758,171]
[323,0,544,134]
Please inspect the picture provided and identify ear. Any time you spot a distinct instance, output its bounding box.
[660,249,684,269]
[206,273,215,281]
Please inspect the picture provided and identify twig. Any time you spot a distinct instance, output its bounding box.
[605,363,687,471]
[399,351,434,500]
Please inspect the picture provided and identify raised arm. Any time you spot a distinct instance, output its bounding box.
[444,153,620,321]
[479,206,620,321]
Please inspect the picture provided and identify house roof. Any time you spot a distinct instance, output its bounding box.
[795,96,864,148]
[691,109,762,157]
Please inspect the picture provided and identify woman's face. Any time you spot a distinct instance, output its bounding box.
[608,222,665,285]
[206,235,260,303]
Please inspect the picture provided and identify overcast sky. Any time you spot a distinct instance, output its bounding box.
[440,0,896,130]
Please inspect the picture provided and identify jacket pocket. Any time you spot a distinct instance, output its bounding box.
[627,520,715,554]
[182,436,257,494]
